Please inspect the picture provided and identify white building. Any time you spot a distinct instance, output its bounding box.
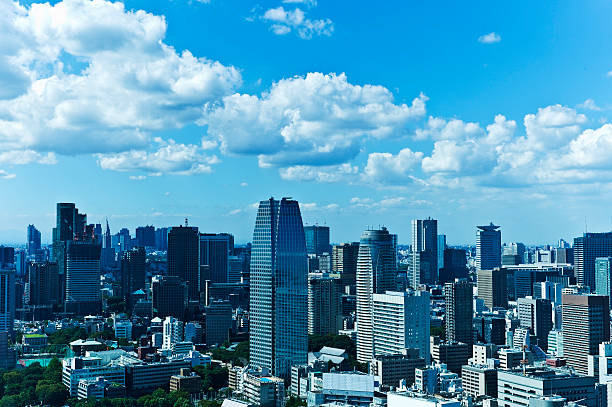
[62,357,125,397]
[163,316,183,350]
[387,392,461,407]
[114,320,132,340]
[372,290,430,364]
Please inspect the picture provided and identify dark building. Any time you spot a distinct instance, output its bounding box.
[135,226,156,248]
[205,300,232,346]
[439,248,468,284]
[0,247,14,266]
[430,337,470,375]
[473,316,506,345]
[517,296,553,351]
[304,225,330,256]
[199,233,233,284]
[410,218,438,287]
[574,232,612,290]
[27,225,41,257]
[65,241,101,315]
[332,242,359,287]
[233,244,251,284]
[371,349,426,388]
[121,247,146,299]
[477,268,508,310]
[562,294,610,375]
[152,275,187,320]
[27,262,60,306]
[555,247,574,264]
[445,280,473,346]
[155,228,168,251]
[168,226,200,301]
[476,223,501,271]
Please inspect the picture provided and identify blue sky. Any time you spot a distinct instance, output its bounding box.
[2,0,612,245]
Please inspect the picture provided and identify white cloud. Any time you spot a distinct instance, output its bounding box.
[279,163,358,182]
[261,6,333,39]
[363,148,423,183]
[478,32,501,44]
[283,0,317,5]
[202,72,427,167]
[0,170,16,179]
[414,117,482,141]
[0,0,241,158]
[522,104,586,151]
[577,98,601,111]
[97,138,220,175]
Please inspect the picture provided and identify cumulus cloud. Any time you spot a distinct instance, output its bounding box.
[279,163,358,183]
[261,6,333,39]
[577,99,602,111]
[203,72,427,167]
[363,148,423,183]
[0,0,240,164]
[478,32,501,44]
[97,138,220,176]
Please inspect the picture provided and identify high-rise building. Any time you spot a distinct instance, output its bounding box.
[410,218,438,287]
[476,223,501,271]
[477,268,507,310]
[502,242,526,266]
[26,225,41,257]
[562,294,610,375]
[204,300,232,346]
[332,242,359,287]
[304,225,330,256]
[120,247,146,299]
[249,198,308,379]
[0,247,14,266]
[162,316,184,349]
[27,262,60,306]
[0,269,15,337]
[100,220,115,270]
[151,275,187,320]
[168,226,200,301]
[444,280,473,346]
[199,233,233,284]
[439,248,468,284]
[372,290,430,364]
[308,274,342,336]
[155,227,168,251]
[574,232,612,290]
[356,228,397,363]
[595,257,612,308]
[517,296,553,351]
[65,241,101,315]
[135,226,155,248]
[437,234,446,273]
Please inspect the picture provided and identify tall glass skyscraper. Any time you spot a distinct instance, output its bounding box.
[249,197,308,379]
[304,225,330,256]
[476,223,501,270]
[410,218,438,287]
[356,227,397,363]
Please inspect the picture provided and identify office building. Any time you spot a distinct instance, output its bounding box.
[163,316,184,350]
[169,368,201,395]
[205,300,232,346]
[243,371,286,407]
[135,226,155,248]
[62,357,125,397]
[26,261,60,306]
[497,368,598,407]
[517,296,553,351]
[476,223,501,271]
[461,365,497,398]
[249,198,308,379]
[574,232,612,290]
[168,226,200,301]
[307,372,378,407]
[27,225,41,256]
[308,274,342,335]
[120,247,146,299]
[370,349,425,388]
[199,233,233,284]
[477,268,508,310]
[356,227,397,363]
[372,290,430,363]
[65,241,101,315]
[439,248,467,284]
[155,227,168,251]
[151,275,187,319]
[332,242,359,287]
[595,257,612,307]
[0,269,15,340]
[410,218,438,287]
[228,256,243,284]
[304,225,330,256]
[437,234,446,273]
[445,280,473,346]
[100,220,115,270]
[562,294,610,375]
[430,337,469,375]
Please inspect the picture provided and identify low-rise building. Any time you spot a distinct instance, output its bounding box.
[307,371,380,407]
[170,368,201,395]
[370,349,425,388]
[62,357,125,397]
[22,333,48,351]
[244,371,286,407]
[430,337,469,375]
[461,364,497,398]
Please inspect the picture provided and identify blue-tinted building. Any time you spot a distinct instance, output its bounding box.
[249,198,308,379]
[476,223,501,271]
[574,233,612,290]
[304,225,330,256]
[595,257,612,308]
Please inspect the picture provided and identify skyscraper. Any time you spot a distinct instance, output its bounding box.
[562,294,610,375]
[410,218,438,287]
[437,234,446,274]
[120,247,146,299]
[574,232,612,290]
[304,225,331,256]
[152,275,187,319]
[517,296,553,351]
[356,227,397,363]
[199,233,233,284]
[476,223,501,271]
[27,262,60,306]
[65,241,101,315]
[155,227,168,251]
[0,269,15,337]
[26,225,41,256]
[595,257,612,308]
[439,248,468,284]
[372,290,430,364]
[168,226,200,302]
[249,198,308,379]
[332,242,359,287]
[100,220,115,269]
[477,268,508,310]
[445,280,473,346]
[308,274,342,336]
[135,226,156,248]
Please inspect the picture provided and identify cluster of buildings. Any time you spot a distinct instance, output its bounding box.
[3,200,612,406]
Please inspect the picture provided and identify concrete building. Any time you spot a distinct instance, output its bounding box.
[243,371,286,407]
[517,297,553,351]
[372,290,430,363]
[562,294,610,375]
[497,368,598,407]
[151,275,187,320]
[430,337,469,375]
[163,316,183,350]
[307,372,378,407]
[169,368,201,395]
[461,364,497,398]
[477,268,508,310]
[410,218,438,287]
[205,300,232,346]
[370,349,426,388]
[307,273,342,335]
[331,242,359,288]
[444,280,473,346]
[476,223,501,271]
[387,392,461,407]
[114,320,132,340]
[62,357,125,397]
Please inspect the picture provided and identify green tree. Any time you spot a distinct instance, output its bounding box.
[286,396,307,407]
[44,357,63,383]
[193,364,228,391]
[35,381,69,407]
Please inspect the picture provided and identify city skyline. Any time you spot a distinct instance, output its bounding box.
[2,0,612,244]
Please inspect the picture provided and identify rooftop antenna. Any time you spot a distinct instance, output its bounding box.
[585,216,588,233]
[185,217,189,227]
